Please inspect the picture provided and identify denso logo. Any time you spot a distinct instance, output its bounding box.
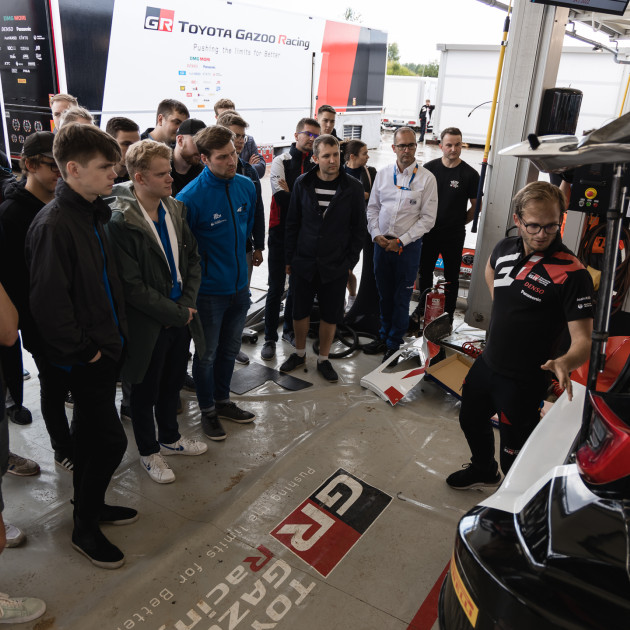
[144,7,174,32]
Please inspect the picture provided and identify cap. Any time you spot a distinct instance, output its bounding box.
[177,118,206,136]
[22,132,55,158]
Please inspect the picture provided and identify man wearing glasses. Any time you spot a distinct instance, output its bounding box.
[447,181,594,490]
[261,118,320,361]
[365,126,438,362]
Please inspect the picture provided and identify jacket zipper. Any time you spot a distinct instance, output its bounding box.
[225,181,240,294]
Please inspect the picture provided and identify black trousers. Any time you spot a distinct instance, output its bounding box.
[0,336,24,407]
[418,230,465,320]
[34,356,73,459]
[70,356,127,523]
[130,326,189,456]
[459,356,546,475]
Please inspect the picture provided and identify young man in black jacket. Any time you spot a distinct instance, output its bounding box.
[0,132,72,473]
[281,134,366,383]
[25,123,136,569]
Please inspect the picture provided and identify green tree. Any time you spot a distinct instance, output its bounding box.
[387,42,400,62]
[344,7,362,22]
[387,60,414,76]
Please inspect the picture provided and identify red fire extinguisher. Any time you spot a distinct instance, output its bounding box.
[424,281,446,327]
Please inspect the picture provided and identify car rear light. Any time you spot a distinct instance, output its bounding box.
[409,121,417,126]
[383,118,389,123]
[577,392,630,485]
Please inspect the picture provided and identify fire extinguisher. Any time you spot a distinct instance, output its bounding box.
[424,281,446,327]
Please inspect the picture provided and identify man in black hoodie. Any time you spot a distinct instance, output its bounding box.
[26,124,135,569]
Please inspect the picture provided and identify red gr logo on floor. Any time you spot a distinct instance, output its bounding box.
[270,468,392,577]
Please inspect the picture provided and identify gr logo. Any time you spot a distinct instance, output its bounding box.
[271,468,391,577]
[144,7,174,32]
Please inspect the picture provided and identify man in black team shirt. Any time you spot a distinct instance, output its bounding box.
[280,134,366,383]
[413,127,479,326]
[446,181,594,489]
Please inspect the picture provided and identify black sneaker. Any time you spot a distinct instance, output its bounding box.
[363,339,387,355]
[54,453,74,473]
[201,410,227,441]
[446,463,502,490]
[382,347,399,365]
[235,351,250,365]
[65,392,74,409]
[182,373,196,392]
[120,405,132,422]
[6,405,32,425]
[261,340,276,361]
[99,504,139,526]
[279,352,306,373]
[216,401,255,424]
[71,526,124,569]
[317,360,338,383]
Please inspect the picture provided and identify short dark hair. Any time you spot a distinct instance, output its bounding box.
[216,112,248,129]
[393,126,416,144]
[19,154,44,176]
[296,117,320,133]
[214,98,236,115]
[313,134,339,157]
[317,104,336,117]
[53,123,121,179]
[513,181,566,216]
[156,99,189,123]
[440,127,462,141]
[105,117,140,137]
[194,125,234,157]
[344,139,367,160]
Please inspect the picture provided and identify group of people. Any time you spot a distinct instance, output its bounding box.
[0,88,595,622]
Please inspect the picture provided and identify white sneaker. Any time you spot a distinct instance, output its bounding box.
[5,523,25,548]
[140,453,175,484]
[0,593,46,624]
[160,437,208,456]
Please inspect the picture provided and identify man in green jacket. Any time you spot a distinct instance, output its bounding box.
[106,140,207,484]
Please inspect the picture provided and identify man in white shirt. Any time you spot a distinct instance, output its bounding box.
[365,127,438,361]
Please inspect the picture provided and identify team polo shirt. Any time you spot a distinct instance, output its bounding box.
[423,158,479,232]
[483,236,594,380]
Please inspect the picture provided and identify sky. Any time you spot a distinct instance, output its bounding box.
[244,0,616,64]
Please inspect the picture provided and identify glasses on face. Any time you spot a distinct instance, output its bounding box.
[519,218,561,235]
[298,131,319,139]
[233,133,247,141]
[40,159,61,174]
[394,143,417,151]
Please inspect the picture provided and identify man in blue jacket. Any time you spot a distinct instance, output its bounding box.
[177,126,256,441]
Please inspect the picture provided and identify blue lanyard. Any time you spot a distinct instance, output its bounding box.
[394,165,417,191]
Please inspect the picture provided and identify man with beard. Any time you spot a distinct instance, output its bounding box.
[171,119,206,196]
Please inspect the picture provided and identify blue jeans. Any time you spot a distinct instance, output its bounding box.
[374,238,422,349]
[193,288,250,410]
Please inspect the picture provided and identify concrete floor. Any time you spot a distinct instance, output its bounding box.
[1,135,497,629]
